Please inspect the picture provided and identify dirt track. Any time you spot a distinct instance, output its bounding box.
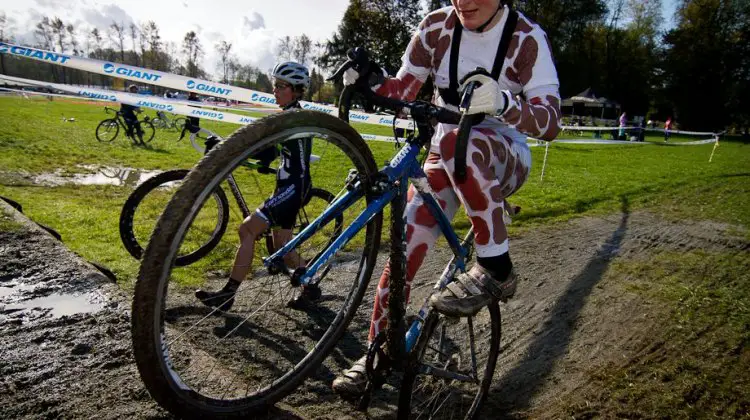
[1,197,747,419]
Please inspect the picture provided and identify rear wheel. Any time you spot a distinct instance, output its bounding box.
[173,117,187,132]
[132,110,382,417]
[139,120,156,143]
[119,169,229,267]
[95,118,119,142]
[152,118,167,130]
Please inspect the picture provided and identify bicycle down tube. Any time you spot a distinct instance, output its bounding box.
[266,134,473,354]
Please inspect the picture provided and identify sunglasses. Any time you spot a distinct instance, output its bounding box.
[273,81,292,90]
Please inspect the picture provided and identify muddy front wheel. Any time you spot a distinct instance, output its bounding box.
[131,110,381,417]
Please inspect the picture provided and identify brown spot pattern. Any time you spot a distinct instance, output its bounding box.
[409,35,432,69]
[505,66,519,84]
[531,103,549,129]
[490,185,504,203]
[433,34,451,72]
[471,216,490,245]
[426,28,441,49]
[445,11,457,30]
[423,11,447,29]
[516,16,534,34]
[514,36,538,85]
[470,138,493,180]
[492,207,508,243]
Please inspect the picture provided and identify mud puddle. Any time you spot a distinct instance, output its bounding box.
[2,165,163,188]
[1,291,103,319]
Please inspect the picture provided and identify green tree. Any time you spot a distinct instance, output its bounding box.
[216,40,233,83]
[182,30,204,78]
[108,21,126,62]
[662,0,750,130]
[318,0,423,74]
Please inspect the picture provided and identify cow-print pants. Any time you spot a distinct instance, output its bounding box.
[368,127,531,341]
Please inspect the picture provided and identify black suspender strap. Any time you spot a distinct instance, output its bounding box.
[445,18,464,106]
[438,9,519,106]
[492,10,518,80]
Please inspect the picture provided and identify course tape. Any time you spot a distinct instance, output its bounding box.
[0,75,718,147]
[0,74,258,125]
[562,124,719,137]
[0,41,415,130]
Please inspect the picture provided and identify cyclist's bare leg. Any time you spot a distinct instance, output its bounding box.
[272,229,305,268]
[195,212,268,311]
[230,212,271,281]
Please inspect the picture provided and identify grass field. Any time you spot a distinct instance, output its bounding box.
[1,94,748,277]
[1,95,749,416]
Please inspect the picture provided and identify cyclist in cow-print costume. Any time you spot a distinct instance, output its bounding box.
[332,0,561,397]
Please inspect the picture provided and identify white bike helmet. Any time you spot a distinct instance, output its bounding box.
[272,61,310,89]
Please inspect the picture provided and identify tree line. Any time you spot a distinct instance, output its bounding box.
[1,0,747,131]
[317,0,748,132]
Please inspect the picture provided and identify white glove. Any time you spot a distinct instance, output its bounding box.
[459,73,512,116]
[343,66,387,90]
[343,68,360,86]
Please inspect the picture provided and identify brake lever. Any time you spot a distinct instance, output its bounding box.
[455,81,480,183]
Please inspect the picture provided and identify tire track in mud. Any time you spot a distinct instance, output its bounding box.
[1,196,747,419]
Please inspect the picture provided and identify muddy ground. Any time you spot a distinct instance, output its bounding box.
[1,197,747,419]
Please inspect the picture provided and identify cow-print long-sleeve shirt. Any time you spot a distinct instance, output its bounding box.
[374,5,561,145]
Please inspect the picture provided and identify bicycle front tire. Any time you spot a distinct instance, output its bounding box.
[132,110,381,417]
[95,118,119,142]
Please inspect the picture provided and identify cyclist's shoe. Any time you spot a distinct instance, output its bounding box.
[332,356,368,398]
[430,265,516,317]
[194,288,235,312]
[286,284,322,310]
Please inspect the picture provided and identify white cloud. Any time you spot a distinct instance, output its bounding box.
[81,4,134,29]
[242,12,265,32]
[0,0,351,79]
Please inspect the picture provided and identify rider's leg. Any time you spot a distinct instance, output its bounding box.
[272,229,304,268]
[333,153,461,396]
[134,121,144,143]
[429,126,531,316]
[194,211,269,310]
[125,119,135,138]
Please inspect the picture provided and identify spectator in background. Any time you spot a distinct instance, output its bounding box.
[664,117,672,142]
[121,84,144,143]
[618,111,627,140]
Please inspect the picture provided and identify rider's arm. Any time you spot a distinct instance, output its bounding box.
[498,23,561,141]
[502,85,560,141]
[370,13,440,101]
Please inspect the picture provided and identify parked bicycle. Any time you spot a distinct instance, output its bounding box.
[151,110,187,132]
[119,129,342,267]
[95,106,155,145]
[131,56,505,419]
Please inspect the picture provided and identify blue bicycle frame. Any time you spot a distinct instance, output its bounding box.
[266,137,473,352]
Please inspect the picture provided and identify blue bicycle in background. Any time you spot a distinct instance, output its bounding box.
[132,52,502,419]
